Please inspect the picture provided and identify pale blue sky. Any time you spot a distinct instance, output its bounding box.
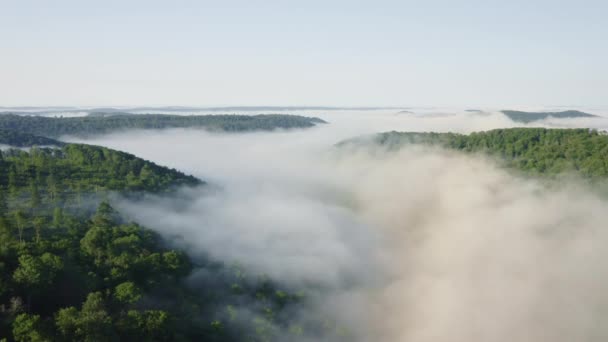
[1,0,606,107]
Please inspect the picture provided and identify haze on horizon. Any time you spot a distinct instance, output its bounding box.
[3,1,608,341]
[1,0,607,108]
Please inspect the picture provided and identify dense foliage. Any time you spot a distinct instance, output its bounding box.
[0,199,315,341]
[0,144,201,196]
[501,110,597,123]
[0,130,63,148]
[346,128,608,180]
[0,144,338,341]
[0,114,326,138]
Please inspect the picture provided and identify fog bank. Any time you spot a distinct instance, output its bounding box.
[66,109,608,341]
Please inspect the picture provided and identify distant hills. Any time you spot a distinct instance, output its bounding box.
[501,110,598,123]
[85,111,136,117]
[0,106,405,115]
[0,113,327,139]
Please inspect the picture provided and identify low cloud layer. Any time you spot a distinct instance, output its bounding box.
[67,109,608,341]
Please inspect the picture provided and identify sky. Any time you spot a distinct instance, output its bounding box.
[1,0,607,107]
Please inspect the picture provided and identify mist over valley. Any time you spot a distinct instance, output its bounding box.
[2,1,607,339]
[34,108,607,341]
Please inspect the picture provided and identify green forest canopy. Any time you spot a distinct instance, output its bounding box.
[0,144,201,196]
[0,114,327,138]
[341,128,608,180]
[0,200,312,341]
[4,120,608,340]
[0,112,341,341]
[501,110,597,123]
[0,130,64,148]
[0,143,344,341]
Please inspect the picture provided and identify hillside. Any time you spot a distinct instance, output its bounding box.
[501,110,598,123]
[0,144,201,197]
[0,114,327,138]
[0,201,307,341]
[340,128,608,180]
[0,130,65,148]
[0,144,325,341]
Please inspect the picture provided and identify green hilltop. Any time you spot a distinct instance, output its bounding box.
[501,110,598,123]
[341,127,608,180]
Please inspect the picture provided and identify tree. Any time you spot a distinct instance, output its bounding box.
[74,182,83,205]
[32,217,47,243]
[46,173,59,202]
[13,253,64,307]
[119,310,171,341]
[29,179,41,209]
[55,292,115,342]
[91,201,116,228]
[54,307,79,340]
[8,167,18,197]
[114,282,142,304]
[12,313,48,342]
[80,226,111,266]
[162,251,191,278]
[14,210,27,242]
[52,207,63,229]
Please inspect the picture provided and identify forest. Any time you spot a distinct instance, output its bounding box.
[0,143,334,341]
[0,114,327,138]
[4,122,608,341]
[501,110,597,123]
[0,131,63,148]
[344,128,608,180]
[0,144,201,195]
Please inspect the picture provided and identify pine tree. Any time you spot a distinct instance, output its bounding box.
[29,179,40,209]
[8,167,18,198]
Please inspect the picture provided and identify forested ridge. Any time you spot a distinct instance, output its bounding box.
[501,110,597,123]
[0,144,340,341]
[343,128,608,180]
[0,114,326,138]
[0,144,201,196]
[7,119,608,340]
[0,112,338,341]
[0,131,64,148]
